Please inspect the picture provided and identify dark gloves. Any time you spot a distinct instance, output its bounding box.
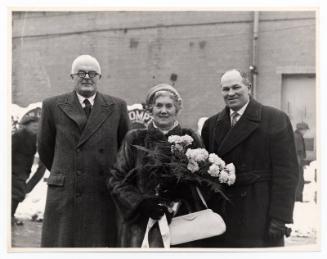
[138,197,167,220]
[155,182,178,200]
[268,218,292,240]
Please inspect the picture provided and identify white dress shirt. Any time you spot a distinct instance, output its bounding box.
[76,92,96,108]
[229,100,250,125]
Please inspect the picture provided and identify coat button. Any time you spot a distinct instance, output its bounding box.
[76,192,81,198]
[76,170,82,176]
[76,148,81,153]
[98,148,104,153]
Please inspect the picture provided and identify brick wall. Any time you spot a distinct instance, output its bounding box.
[12,11,316,129]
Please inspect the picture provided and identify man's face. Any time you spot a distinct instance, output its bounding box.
[151,95,177,130]
[72,61,100,97]
[221,71,251,111]
[25,121,39,135]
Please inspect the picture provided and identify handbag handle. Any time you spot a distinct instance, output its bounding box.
[195,187,208,209]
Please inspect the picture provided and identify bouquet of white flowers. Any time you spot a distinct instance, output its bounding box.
[134,134,236,196]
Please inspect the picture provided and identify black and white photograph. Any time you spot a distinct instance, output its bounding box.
[2,0,325,256]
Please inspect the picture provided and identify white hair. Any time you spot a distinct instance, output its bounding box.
[71,55,101,75]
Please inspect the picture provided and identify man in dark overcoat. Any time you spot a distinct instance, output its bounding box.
[12,113,46,225]
[294,122,309,202]
[201,69,298,247]
[38,55,129,247]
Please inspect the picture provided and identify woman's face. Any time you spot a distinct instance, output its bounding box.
[151,95,177,130]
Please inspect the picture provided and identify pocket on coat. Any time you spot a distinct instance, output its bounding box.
[47,174,65,187]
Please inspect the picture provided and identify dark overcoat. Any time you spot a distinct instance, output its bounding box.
[38,91,129,247]
[294,130,306,201]
[201,99,298,247]
[12,128,37,202]
[108,124,206,247]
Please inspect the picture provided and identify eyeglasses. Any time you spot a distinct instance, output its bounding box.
[72,71,100,79]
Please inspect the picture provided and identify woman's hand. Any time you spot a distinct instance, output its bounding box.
[164,201,181,224]
[139,197,168,220]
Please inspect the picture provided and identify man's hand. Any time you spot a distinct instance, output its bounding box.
[268,218,292,240]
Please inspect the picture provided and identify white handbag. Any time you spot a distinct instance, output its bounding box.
[169,188,226,245]
[141,187,226,248]
[169,208,225,245]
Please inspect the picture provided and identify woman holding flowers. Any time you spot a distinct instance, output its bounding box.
[108,84,225,247]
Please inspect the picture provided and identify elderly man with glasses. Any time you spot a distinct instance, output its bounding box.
[38,55,129,247]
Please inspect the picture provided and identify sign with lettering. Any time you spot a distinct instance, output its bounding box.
[127,104,152,129]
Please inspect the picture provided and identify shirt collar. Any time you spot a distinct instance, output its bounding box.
[229,100,249,117]
[76,92,96,107]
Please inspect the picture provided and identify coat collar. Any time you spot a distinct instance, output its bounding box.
[147,121,183,137]
[57,91,115,147]
[215,98,262,156]
[56,91,86,132]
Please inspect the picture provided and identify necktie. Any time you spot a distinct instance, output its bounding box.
[231,112,239,127]
[83,99,92,119]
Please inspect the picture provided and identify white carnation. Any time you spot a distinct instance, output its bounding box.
[208,153,225,167]
[186,148,209,162]
[227,172,236,185]
[218,169,230,184]
[180,135,193,146]
[185,148,194,159]
[225,163,235,173]
[168,135,182,144]
[187,160,199,173]
[208,164,220,177]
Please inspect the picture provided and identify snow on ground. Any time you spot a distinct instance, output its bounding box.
[288,161,319,240]
[15,167,49,221]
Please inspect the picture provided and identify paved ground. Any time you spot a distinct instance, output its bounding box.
[11,220,42,248]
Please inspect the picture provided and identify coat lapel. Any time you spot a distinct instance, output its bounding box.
[218,99,262,156]
[77,93,115,147]
[57,92,87,132]
[213,108,231,152]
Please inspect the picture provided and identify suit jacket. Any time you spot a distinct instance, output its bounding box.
[38,91,129,247]
[201,98,298,247]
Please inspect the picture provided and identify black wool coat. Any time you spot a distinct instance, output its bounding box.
[38,91,129,247]
[201,99,299,247]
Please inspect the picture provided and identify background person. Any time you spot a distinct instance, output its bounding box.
[294,122,309,202]
[12,113,46,226]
